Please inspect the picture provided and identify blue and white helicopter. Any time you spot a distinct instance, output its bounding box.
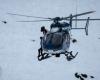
[37,11,100,61]
[8,11,100,61]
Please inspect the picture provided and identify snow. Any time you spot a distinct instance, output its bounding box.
[0,0,100,80]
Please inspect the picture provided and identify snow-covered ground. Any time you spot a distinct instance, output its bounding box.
[0,0,100,80]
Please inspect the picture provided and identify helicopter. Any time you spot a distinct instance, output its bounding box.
[8,11,100,61]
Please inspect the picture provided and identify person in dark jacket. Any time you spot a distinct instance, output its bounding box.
[41,26,48,35]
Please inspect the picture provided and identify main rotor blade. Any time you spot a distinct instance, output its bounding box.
[71,18,100,21]
[16,20,52,22]
[16,18,100,22]
[63,11,95,19]
[7,13,51,19]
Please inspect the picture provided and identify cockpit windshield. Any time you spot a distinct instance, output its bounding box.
[50,27,59,32]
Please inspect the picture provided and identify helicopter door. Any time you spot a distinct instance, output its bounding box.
[64,33,70,50]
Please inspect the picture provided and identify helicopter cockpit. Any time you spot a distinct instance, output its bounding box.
[50,21,70,32]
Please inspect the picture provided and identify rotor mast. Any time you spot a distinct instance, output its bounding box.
[75,0,78,28]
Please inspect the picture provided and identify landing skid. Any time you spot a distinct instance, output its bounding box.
[38,48,78,61]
